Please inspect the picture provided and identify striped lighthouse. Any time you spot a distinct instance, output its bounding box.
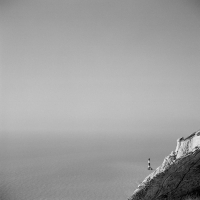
[148,158,153,170]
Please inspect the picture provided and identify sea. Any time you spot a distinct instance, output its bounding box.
[0,133,163,200]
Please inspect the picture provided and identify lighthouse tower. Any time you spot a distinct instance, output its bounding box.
[148,158,153,170]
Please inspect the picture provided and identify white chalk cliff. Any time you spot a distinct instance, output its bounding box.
[128,130,200,200]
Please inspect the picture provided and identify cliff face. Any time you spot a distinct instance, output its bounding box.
[176,130,200,158]
[128,130,200,200]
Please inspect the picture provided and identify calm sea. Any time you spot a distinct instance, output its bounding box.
[0,133,162,200]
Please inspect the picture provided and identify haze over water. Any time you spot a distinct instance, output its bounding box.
[1,133,161,200]
[1,0,200,199]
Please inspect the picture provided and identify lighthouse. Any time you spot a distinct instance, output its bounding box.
[148,158,153,170]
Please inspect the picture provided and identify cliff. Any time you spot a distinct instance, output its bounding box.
[128,130,200,200]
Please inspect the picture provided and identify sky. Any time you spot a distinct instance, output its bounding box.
[1,0,200,140]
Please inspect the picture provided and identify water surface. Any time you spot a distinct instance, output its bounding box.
[0,134,161,200]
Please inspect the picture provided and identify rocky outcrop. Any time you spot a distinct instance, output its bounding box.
[128,130,200,200]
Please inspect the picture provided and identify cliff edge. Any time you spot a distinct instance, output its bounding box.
[128,130,200,200]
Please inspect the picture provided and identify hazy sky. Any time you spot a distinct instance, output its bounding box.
[1,0,200,138]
